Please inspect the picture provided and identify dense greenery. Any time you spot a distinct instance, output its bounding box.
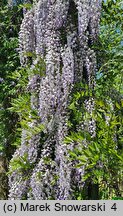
[66,0,123,199]
[0,0,24,199]
[0,0,23,158]
[0,0,123,199]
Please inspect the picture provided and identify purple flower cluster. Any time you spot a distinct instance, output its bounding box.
[19,9,35,65]
[8,0,101,200]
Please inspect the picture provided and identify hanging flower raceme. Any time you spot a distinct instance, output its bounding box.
[8,0,101,200]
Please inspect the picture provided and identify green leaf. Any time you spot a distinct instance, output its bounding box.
[83,149,92,158]
[121,99,123,107]
[68,102,75,110]
[77,155,87,163]
[19,3,32,10]
[64,136,73,143]
[69,151,77,159]
[75,163,86,168]
[96,100,105,107]
[115,102,120,109]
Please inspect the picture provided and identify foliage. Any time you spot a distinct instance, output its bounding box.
[66,88,123,198]
[8,55,46,143]
[0,1,23,159]
[65,0,123,199]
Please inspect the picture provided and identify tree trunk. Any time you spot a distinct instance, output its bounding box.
[0,155,8,199]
